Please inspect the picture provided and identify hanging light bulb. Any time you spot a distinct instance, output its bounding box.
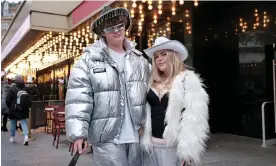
[194,0,198,7]
[139,4,143,14]
[132,0,137,8]
[172,4,176,16]
[131,9,135,18]
[154,14,157,20]
[139,4,142,10]
[185,10,189,17]
[158,10,162,15]
[179,0,184,5]
[148,0,153,10]
[138,21,142,31]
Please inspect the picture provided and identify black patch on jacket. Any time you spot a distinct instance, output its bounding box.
[93,68,106,73]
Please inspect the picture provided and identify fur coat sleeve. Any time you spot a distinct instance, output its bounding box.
[140,70,209,165]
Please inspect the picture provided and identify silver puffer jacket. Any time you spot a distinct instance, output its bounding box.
[65,38,151,144]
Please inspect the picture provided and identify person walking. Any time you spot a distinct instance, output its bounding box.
[6,75,32,145]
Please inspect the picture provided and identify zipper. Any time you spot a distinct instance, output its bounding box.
[99,50,125,141]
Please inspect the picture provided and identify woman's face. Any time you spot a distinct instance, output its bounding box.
[154,50,170,73]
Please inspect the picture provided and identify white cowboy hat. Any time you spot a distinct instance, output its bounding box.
[91,6,131,36]
[144,37,188,61]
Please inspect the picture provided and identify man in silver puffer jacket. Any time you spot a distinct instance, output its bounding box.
[65,6,150,166]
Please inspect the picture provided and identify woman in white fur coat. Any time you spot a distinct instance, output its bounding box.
[140,37,209,166]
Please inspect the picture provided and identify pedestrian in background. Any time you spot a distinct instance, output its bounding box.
[6,75,32,145]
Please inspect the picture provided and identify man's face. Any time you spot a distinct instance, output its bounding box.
[103,23,126,46]
[101,16,127,46]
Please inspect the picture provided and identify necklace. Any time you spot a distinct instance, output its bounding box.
[155,79,170,100]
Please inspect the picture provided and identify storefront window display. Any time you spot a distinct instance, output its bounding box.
[37,69,53,99]
[55,66,66,100]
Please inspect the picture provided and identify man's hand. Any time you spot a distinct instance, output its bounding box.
[139,127,144,136]
[74,139,88,154]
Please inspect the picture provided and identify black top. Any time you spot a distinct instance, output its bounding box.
[147,89,169,138]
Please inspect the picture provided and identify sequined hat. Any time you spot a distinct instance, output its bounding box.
[91,6,131,36]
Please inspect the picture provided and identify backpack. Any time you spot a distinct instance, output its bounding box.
[15,88,32,110]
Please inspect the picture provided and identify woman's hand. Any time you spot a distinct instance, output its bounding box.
[180,160,186,166]
[180,159,193,166]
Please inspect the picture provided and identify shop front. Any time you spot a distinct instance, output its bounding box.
[2,0,276,139]
[70,0,276,138]
[1,0,111,100]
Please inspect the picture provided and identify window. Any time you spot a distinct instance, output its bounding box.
[1,23,9,30]
[3,11,11,17]
[4,2,9,10]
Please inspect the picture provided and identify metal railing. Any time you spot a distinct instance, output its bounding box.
[261,101,276,147]
[30,100,64,129]
[43,95,57,101]
[273,60,276,133]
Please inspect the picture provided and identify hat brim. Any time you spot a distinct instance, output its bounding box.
[91,7,131,36]
[144,40,188,61]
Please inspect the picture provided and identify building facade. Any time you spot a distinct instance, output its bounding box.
[1,0,21,39]
[1,0,275,139]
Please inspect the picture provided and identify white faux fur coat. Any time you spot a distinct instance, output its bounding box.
[140,70,210,166]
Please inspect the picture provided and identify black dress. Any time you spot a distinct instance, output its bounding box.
[147,88,169,139]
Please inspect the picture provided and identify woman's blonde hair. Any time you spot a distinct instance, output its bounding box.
[151,50,185,89]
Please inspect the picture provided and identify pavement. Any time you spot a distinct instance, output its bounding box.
[1,129,276,166]
[1,129,95,166]
[202,134,276,166]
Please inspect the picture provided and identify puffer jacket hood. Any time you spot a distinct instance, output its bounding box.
[83,37,137,56]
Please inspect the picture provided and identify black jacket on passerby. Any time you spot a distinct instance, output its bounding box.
[6,78,30,120]
[26,84,40,101]
[1,81,11,115]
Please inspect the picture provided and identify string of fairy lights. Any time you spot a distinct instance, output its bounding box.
[239,9,271,33]
[4,0,276,78]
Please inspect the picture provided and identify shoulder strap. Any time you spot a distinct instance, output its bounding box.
[17,90,28,97]
[132,49,143,56]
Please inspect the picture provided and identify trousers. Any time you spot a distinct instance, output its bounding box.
[10,119,29,137]
[92,143,141,166]
[2,114,8,128]
[142,137,180,166]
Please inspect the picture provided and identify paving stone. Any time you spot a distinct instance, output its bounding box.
[1,161,18,166]
[2,128,276,166]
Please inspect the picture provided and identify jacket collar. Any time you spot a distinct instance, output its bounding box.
[90,37,136,55]
[99,37,137,55]
[83,37,138,63]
